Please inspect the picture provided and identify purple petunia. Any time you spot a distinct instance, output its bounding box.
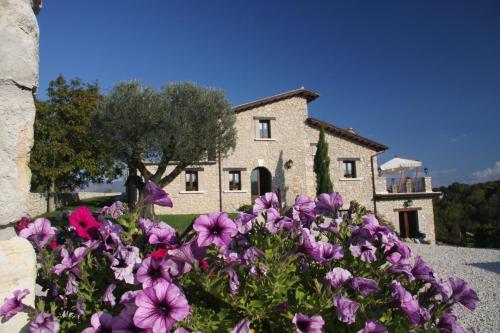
[350,277,380,297]
[437,310,466,333]
[266,208,294,233]
[411,256,434,283]
[148,224,177,246]
[99,200,125,219]
[29,312,60,333]
[19,217,56,247]
[144,180,173,207]
[349,241,377,263]
[0,288,30,321]
[136,257,173,287]
[315,192,343,216]
[193,212,237,247]
[391,281,421,325]
[166,240,206,275]
[231,317,251,333]
[99,220,122,250]
[52,246,88,276]
[242,246,264,263]
[252,192,278,215]
[82,311,114,333]
[225,267,240,295]
[333,295,360,325]
[234,212,255,234]
[112,307,141,333]
[326,267,352,289]
[357,319,388,333]
[292,313,325,333]
[65,273,79,295]
[108,245,142,284]
[298,228,320,260]
[317,241,344,262]
[133,281,190,333]
[293,195,316,225]
[449,277,479,311]
[102,283,116,307]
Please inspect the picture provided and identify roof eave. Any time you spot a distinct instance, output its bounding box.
[233,88,320,113]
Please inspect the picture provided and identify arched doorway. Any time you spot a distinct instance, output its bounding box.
[250,167,272,202]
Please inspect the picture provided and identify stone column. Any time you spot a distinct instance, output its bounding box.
[0,0,41,331]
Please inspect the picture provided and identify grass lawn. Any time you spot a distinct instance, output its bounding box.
[38,195,238,232]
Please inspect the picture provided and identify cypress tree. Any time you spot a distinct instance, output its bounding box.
[313,126,333,195]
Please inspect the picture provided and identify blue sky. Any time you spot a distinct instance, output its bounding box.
[37,0,500,186]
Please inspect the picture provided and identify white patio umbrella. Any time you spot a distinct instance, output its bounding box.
[380,157,422,192]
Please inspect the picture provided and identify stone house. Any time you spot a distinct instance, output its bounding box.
[154,88,440,243]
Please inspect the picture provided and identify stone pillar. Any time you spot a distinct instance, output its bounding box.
[0,0,41,331]
[424,176,433,192]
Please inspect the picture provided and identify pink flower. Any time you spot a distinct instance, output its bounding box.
[0,289,30,321]
[19,217,56,247]
[193,212,237,247]
[69,206,101,240]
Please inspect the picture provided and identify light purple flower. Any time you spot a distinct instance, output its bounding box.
[231,317,251,333]
[120,290,140,310]
[19,218,56,247]
[249,264,268,278]
[350,277,380,297]
[102,283,116,307]
[149,224,177,246]
[144,180,173,207]
[108,245,141,284]
[326,267,352,289]
[234,212,255,234]
[438,310,466,333]
[99,220,122,250]
[293,195,316,225]
[29,312,60,333]
[349,241,377,263]
[82,311,113,333]
[136,257,173,287]
[266,208,294,233]
[65,273,79,295]
[76,300,85,316]
[391,281,421,325]
[362,213,379,226]
[317,241,343,262]
[298,228,320,260]
[51,246,88,276]
[252,192,278,215]
[112,307,141,333]
[315,192,343,215]
[99,201,125,219]
[225,268,240,295]
[0,289,29,321]
[317,217,342,234]
[333,295,360,325]
[133,281,190,333]
[356,319,388,333]
[388,258,414,280]
[411,256,434,283]
[193,212,237,247]
[166,240,206,275]
[449,277,479,311]
[242,247,264,263]
[292,313,324,333]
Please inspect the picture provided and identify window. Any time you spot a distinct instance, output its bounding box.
[258,119,271,138]
[185,171,198,191]
[228,171,241,190]
[343,160,357,178]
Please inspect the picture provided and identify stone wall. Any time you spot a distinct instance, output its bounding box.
[376,197,436,243]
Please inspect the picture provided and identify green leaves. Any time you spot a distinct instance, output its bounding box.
[314,126,334,195]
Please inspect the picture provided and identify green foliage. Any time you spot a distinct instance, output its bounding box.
[434,180,500,247]
[30,76,119,193]
[313,126,333,195]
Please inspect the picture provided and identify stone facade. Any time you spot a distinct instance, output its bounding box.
[154,88,438,244]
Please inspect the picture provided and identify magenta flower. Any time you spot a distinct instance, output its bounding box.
[0,289,29,321]
[449,277,479,311]
[133,281,190,333]
[326,267,352,289]
[315,192,343,215]
[231,318,251,333]
[29,312,60,333]
[149,224,177,246]
[357,319,388,333]
[350,277,380,297]
[144,180,173,207]
[292,313,325,333]
[19,217,56,247]
[82,311,113,333]
[293,195,316,225]
[391,281,421,325]
[252,192,278,215]
[102,283,116,307]
[136,257,173,287]
[333,295,360,325]
[193,212,237,247]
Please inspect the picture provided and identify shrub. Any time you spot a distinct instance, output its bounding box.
[1,184,479,332]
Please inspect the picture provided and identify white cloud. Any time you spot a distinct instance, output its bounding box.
[472,161,500,179]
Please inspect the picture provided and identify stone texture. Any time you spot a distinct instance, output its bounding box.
[0,0,39,225]
[0,234,36,333]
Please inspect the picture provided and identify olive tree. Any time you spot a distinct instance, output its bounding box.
[95,81,237,210]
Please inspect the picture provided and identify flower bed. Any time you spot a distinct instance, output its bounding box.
[1,182,478,332]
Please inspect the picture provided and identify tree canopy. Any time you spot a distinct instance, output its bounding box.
[95,81,237,207]
[30,76,117,197]
[313,126,334,195]
[434,180,500,248]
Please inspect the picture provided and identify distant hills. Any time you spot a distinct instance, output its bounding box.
[434,180,500,248]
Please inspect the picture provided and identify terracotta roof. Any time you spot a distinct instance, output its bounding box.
[233,87,320,113]
[306,117,388,152]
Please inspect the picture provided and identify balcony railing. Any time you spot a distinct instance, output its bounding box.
[386,177,425,193]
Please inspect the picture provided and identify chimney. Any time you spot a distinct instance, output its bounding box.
[346,127,356,134]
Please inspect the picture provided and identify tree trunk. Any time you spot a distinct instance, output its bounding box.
[138,187,155,220]
[126,166,139,211]
[47,180,56,213]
